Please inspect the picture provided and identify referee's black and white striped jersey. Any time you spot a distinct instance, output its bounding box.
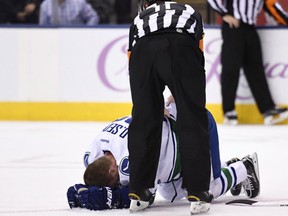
[208,0,264,25]
[128,1,204,49]
[208,0,288,25]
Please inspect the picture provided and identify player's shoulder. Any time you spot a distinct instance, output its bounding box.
[112,116,132,125]
[97,116,130,141]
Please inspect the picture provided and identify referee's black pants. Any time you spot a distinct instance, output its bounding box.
[221,23,275,114]
[128,31,211,194]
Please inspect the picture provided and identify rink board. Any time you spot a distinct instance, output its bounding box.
[0,26,287,123]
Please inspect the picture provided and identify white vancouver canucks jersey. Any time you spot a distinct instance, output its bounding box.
[84,104,180,187]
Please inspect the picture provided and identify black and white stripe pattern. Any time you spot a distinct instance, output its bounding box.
[132,1,203,41]
[208,0,264,25]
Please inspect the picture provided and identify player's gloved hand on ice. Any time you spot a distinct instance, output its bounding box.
[78,186,110,210]
[113,186,131,209]
[78,186,131,210]
[67,184,87,208]
[67,184,130,210]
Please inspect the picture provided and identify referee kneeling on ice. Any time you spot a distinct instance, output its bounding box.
[127,0,212,214]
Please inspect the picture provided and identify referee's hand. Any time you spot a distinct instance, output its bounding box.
[223,15,240,28]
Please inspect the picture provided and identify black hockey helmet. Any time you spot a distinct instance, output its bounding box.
[138,0,170,12]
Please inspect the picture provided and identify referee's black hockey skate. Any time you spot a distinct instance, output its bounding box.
[128,189,155,213]
[188,191,213,215]
[263,107,288,125]
[241,152,260,198]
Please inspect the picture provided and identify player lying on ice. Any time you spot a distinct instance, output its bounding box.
[67,97,260,211]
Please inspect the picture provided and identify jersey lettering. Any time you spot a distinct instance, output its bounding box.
[102,122,129,139]
[100,139,109,143]
[119,128,128,138]
[105,187,113,208]
[103,123,123,134]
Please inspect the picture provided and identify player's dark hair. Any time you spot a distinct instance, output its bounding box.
[84,156,112,187]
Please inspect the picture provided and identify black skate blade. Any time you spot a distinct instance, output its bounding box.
[225,199,288,207]
[226,199,257,205]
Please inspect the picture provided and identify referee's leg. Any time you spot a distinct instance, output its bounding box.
[221,24,244,113]
[128,41,165,194]
[167,34,211,192]
[243,29,275,113]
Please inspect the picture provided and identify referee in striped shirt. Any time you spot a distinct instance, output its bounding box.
[207,0,288,125]
[127,0,213,214]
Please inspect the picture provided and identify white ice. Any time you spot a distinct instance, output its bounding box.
[0,121,288,216]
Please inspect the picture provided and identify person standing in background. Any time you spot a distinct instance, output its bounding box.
[127,0,212,214]
[87,0,116,24]
[207,0,288,125]
[0,0,42,24]
[39,0,99,25]
[114,0,132,23]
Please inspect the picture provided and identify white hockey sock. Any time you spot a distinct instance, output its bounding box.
[210,161,247,198]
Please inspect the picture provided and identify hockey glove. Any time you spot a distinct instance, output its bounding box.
[67,184,130,210]
[67,184,87,208]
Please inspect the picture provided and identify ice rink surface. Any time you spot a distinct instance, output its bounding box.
[0,121,288,216]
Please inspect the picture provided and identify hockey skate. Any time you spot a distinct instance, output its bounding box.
[129,189,155,213]
[241,152,260,198]
[230,183,242,196]
[188,191,213,215]
[226,157,240,166]
[223,110,238,126]
[263,107,288,125]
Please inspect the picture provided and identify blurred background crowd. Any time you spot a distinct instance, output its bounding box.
[1,0,287,26]
[0,0,137,25]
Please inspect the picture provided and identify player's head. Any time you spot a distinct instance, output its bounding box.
[84,153,119,188]
[138,0,170,12]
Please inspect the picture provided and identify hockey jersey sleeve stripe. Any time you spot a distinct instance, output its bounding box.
[221,167,233,193]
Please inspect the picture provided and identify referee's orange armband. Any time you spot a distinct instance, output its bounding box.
[265,0,288,25]
[199,38,204,52]
[127,51,131,60]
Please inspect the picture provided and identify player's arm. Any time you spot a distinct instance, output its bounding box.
[207,111,222,179]
[264,0,288,25]
[67,184,130,210]
[207,0,239,28]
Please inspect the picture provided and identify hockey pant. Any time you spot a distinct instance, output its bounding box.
[157,161,247,201]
